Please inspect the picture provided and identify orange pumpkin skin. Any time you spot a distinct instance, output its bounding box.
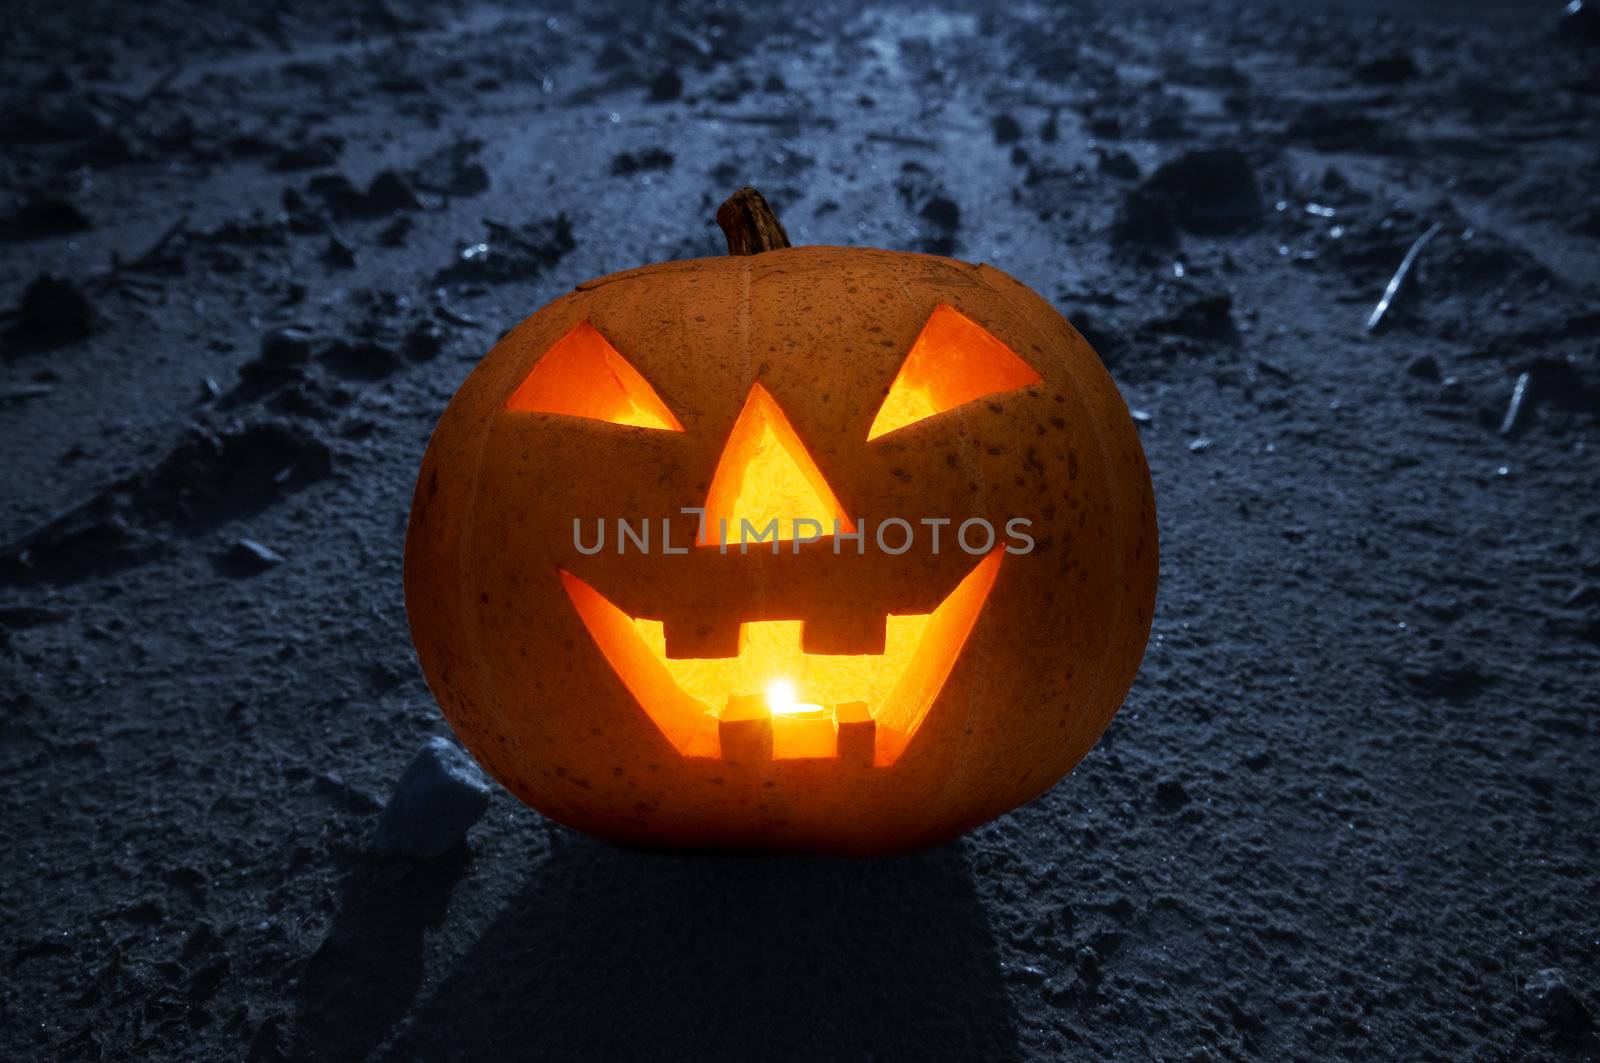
[404,245,1157,854]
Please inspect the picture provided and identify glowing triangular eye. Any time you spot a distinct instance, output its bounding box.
[506,320,684,431]
[866,305,1042,441]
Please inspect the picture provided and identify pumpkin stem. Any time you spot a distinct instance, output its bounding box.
[716,187,791,255]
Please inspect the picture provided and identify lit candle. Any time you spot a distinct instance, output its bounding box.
[765,677,834,757]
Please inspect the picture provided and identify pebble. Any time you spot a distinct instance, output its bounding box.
[1562,585,1600,609]
[1497,371,1531,436]
[10,273,94,343]
[317,339,402,380]
[323,234,357,269]
[919,195,960,232]
[1155,778,1190,811]
[364,169,421,214]
[1562,0,1600,41]
[1141,148,1262,234]
[370,736,492,860]
[403,318,445,361]
[259,327,314,367]
[610,148,674,176]
[227,538,285,571]
[1405,354,1442,381]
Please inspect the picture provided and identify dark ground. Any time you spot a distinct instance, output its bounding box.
[3,0,1599,1058]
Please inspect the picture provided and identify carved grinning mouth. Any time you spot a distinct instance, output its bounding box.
[559,548,1002,766]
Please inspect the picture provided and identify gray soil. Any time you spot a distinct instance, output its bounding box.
[2,0,1598,1059]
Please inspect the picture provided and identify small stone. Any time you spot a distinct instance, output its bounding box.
[365,169,421,213]
[306,174,365,215]
[1155,778,1190,811]
[1524,968,1592,1036]
[1,383,54,403]
[1076,945,1101,982]
[215,538,287,577]
[919,195,960,232]
[1003,961,1047,987]
[323,234,356,269]
[228,538,285,571]
[450,162,490,196]
[259,327,314,367]
[1562,0,1600,42]
[1406,354,1442,381]
[1562,584,1600,609]
[371,736,493,860]
[317,339,402,380]
[10,273,94,344]
[1188,436,1213,453]
[1141,148,1261,234]
[610,148,675,176]
[1498,371,1532,436]
[403,318,445,361]
[1147,294,1236,341]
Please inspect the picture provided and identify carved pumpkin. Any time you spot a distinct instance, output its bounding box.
[405,189,1157,854]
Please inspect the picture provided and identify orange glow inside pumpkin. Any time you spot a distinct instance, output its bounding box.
[867,304,1043,441]
[698,383,856,546]
[506,319,684,431]
[559,548,1002,765]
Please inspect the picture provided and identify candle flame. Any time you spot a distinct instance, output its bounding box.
[766,678,797,715]
[765,678,826,717]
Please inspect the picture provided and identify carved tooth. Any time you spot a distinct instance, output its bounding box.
[663,617,742,660]
[719,694,772,764]
[834,701,876,765]
[800,614,888,656]
[771,707,836,760]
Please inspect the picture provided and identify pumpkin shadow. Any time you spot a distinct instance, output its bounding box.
[384,834,1020,1062]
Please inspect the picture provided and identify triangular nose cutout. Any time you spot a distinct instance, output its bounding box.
[698,384,855,547]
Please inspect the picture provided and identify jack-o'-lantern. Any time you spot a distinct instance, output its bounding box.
[405,188,1156,854]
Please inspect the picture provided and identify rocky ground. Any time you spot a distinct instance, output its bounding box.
[3,0,1599,1059]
